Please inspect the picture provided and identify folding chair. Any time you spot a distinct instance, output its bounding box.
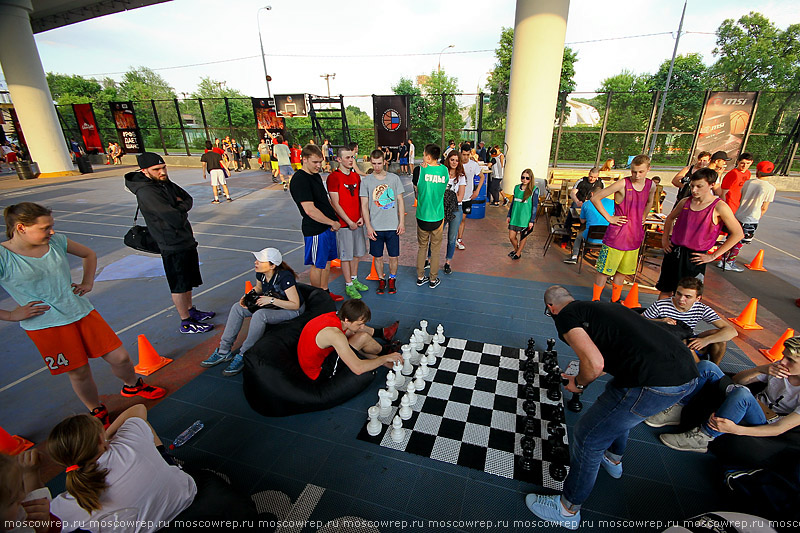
[576,225,608,273]
[635,230,666,281]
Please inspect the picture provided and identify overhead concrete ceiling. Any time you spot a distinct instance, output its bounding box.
[30,0,170,33]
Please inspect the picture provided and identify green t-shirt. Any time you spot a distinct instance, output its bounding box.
[416,165,449,223]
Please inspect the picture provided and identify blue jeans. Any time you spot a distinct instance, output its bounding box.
[562,378,697,509]
[444,206,463,261]
[219,301,304,355]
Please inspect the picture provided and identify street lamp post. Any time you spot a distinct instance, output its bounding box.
[257,5,273,99]
[438,44,454,72]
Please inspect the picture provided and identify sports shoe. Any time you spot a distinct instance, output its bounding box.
[387,277,397,294]
[645,404,683,427]
[725,261,744,272]
[272,177,280,183]
[226,197,233,202]
[443,263,452,275]
[200,348,235,368]
[211,199,220,204]
[715,260,725,269]
[563,256,578,264]
[512,254,521,260]
[328,291,344,302]
[345,285,362,299]
[189,307,215,322]
[456,239,466,250]
[383,320,399,341]
[376,279,386,294]
[91,404,111,429]
[600,455,623,479]
[508,250,516,257]
[121,378,166,400]
[222,353,245,376]
[351,278,369,291]
[659,426,714,453]
[724,468,764,490]
[179,319,213,334]
[525,493,580,530]
[417,275,430,286]
[429,278,441,289]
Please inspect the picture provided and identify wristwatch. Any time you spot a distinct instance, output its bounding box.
[270,297,275,305]
[574,378,585,391]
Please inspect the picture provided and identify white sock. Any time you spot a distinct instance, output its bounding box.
[346,282,353,286]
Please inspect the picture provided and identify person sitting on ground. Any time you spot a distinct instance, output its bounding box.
[201,248,305,376]
[642,277,737,365]
[1,451,60,533]
[47,404,256,532]
[297,299,402,381]
[654,337,800,453]
[506,168,538,260]
[563,183,612,265]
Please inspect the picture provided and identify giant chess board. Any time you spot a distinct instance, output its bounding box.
[357,336,571,490]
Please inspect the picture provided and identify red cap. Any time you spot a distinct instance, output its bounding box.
[756,161,774,175]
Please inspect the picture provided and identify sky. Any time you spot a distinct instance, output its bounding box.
[3,0,799,115]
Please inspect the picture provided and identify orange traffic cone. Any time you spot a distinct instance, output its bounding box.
[331,258,341,268]
[759,328,795,361]
[622,283,641,308]
[134,334,173,375]
[0,425,33,455]
[730,298,764,330]
[413,198,417,207]
[244,280,253,294]
[745,249,767,272]
[366,258,380,281]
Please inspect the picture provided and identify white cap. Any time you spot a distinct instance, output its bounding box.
[252,247,282,265]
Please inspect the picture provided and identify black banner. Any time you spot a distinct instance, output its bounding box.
[693,91,757,163]
[109,101,144,153]
[252,98,284,140]
[372,95,409,148]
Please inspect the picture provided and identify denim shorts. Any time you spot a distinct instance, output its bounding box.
[369,230,400,257]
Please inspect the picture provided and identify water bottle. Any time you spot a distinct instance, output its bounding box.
[169,420,203,450]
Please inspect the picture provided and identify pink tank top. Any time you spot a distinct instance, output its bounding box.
[602,177,653,251]
[671,197,722,251]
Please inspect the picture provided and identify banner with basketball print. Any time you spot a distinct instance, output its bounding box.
[72,103,104,153]
[109,101,144,153]
[252,98,285,140]
[693,91,757,163]
[373,95,409,148]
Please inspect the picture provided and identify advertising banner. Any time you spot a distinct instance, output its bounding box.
[693,91,757,163]
[274,94,308,118]
[72,103,104,153]
[372,95,409,148]
[252,98,285,140]
[110,101,144,153]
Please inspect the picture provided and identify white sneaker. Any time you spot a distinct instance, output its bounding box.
[725,261,744,272]
[715,260,725,269]
[659,426,713,453]
[645,404,683,427]
[456,239,465,250]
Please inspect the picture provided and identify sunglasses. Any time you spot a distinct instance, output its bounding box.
[521,176,531,180]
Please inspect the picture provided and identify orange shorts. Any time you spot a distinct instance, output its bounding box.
[25,310,122,375]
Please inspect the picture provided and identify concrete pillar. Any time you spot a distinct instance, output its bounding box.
[504,0,569,194]
[0,0,77,176]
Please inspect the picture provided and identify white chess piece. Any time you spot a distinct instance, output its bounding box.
[398,394,412,420]
[390,415,405,443]
[414,368,425,391]
[419,354,429,377]
[367,405,382,436]
[386,371,398,401]
[401,345,413,376]
[411,331,424,352]
[420,320,432,343]
[434,324,445,345]
[425,343,439,366]
[392,360,405,388]
[409,342,421,366]
[378,389,392,417]
[406,381,417,405]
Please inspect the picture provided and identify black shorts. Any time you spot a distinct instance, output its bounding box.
[162,245,203,294]
[655,245,706,294]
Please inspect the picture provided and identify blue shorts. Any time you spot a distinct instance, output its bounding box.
[399,157,408,165]
[369,230,400,258]
[304,229,339,269]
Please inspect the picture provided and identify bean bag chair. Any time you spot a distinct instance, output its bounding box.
[242,284,376,417]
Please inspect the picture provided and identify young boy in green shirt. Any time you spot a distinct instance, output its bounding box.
[414,144,449,288]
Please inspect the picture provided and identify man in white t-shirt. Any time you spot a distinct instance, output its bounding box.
[719,160,777,269]
[456,143,484,250]
[408,139,416,174]
[642,277,737,365]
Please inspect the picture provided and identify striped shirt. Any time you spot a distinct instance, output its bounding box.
[642,299,720,331]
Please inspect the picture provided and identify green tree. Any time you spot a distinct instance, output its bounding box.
[646,54,707,132]
[592,71,653,163]
[190,77,258,149]
[392,71,464,148]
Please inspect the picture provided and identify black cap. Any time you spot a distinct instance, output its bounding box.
[710,150,730,162]
[137,152,165,169]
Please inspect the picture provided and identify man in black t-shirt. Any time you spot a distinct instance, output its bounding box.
[200,140,232,203]
[525,285,699,530]
[289,144,344,302]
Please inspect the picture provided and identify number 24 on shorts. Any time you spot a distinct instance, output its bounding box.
[45,353,70,370]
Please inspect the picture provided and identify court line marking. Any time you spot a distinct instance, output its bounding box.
[753,238,800,262]
[53,230,301,253]
[0,244,303,393]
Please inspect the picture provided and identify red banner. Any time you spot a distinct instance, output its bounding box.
[72,103,104,153]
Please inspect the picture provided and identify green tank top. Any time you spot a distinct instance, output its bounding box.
[509,184,537,227]
[416,165,449,222]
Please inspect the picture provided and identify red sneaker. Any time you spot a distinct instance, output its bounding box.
[329,291,344,302]
[91,404,110,429]
[121,378,167,400]
[376,279,386,295]
[383,320,399,342]
[388,277,397,295]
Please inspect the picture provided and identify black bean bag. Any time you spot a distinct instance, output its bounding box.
[681,376,800,469]
[242,284,376,417]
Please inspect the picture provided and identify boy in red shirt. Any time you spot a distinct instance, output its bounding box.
[720,152,753,214]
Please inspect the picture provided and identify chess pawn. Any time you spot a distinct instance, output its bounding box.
[390,415,405,443]
[419,354,429,377]
[411,330,423,351]
[420,320,432,343]
[414,368,425,391]
[406,381,417,405]
[398,394,412,420]
[367,406,382,436]
[386,371,398,401]
[401,345,413,376]
[392,360,406,388]
[434,324,445,345]
[378,389,392,417]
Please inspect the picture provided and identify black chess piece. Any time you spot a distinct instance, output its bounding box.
[552,404,565,424]
[525,382,536,399]
[524,416,537,435]
[521,434,537,453]
[547,382,562,402]
[520,444,535,471]
[546,421,566,439]
[547,435,570,463]
[527,338,536,351]
[546,338,556,351]
[523,399,537,416]
[524,367,536,384]
[543,356,559,375]
[567,392,583,412]
[550,462,568,481]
